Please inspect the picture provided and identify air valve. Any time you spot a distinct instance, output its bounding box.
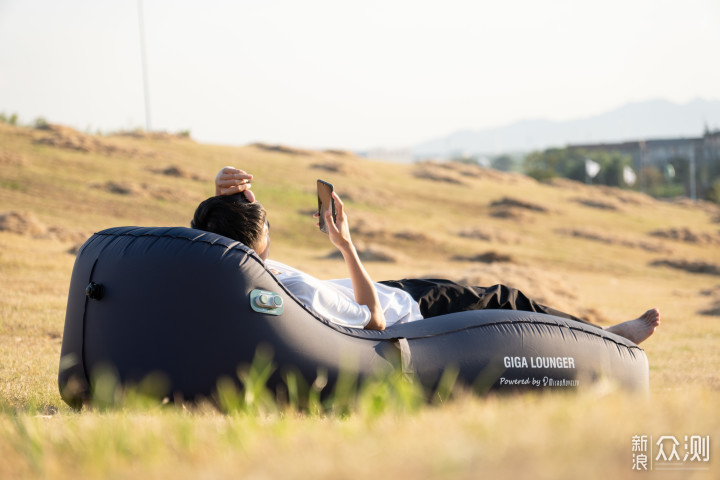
[85,282,104,300]
[250,289,284,315]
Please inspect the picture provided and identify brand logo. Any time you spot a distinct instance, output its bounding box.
[498,376,579,388]
[503,356,576,369]
[500,356,579,388]
[632,434,711,471]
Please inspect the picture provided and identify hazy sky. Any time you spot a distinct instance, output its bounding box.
[1,0,718,150]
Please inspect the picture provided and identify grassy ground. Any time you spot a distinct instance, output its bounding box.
[1,122,719,479]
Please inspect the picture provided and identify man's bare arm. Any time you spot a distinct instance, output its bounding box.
[324,192,386,331]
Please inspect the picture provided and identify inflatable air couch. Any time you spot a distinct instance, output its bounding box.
[59,227,649,408]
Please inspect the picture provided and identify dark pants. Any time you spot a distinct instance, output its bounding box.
[379,278,592,325]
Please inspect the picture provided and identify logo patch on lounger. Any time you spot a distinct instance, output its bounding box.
[250,289,284,316]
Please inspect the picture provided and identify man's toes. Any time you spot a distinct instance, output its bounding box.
[642,309,660,324]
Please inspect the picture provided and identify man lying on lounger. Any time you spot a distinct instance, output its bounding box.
[191,166,660,343]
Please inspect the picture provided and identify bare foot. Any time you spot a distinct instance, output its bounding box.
[605,308,660,344]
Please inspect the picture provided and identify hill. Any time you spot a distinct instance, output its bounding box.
[1,122,719,479]
[413,98,720,157]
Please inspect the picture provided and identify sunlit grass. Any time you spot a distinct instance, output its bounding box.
[2,387,718,480]
[1,122,719,479]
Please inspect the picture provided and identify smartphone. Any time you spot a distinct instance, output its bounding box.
[317,179,335,234]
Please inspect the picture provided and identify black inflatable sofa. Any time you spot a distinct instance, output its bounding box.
[58,226,649,408]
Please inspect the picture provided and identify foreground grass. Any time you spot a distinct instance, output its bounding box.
[2,388,718,480]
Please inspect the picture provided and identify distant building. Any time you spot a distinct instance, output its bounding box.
[570,128,720,199]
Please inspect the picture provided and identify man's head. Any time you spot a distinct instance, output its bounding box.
[191,194,270,260]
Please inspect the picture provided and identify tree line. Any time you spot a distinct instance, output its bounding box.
[453,147,720,203]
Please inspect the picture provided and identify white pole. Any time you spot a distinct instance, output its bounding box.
[138,0,152,132]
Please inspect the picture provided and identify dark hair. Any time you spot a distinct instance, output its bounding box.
[191,195,267,249]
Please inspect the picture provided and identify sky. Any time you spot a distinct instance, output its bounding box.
[1,0,719,150]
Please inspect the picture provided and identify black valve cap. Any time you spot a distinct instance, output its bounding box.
[85,282,104,300]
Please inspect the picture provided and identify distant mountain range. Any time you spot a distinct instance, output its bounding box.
[412,98,720,159]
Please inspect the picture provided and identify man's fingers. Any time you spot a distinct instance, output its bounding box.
[221,167,251,177]
[219,167,252,182]
[217,178,250,188]
[219,182,252,191]
[219,174,252,184]
[331,191,344,220]
[216,167,255,201]
[220,166,238,175]
[325,210,338,232]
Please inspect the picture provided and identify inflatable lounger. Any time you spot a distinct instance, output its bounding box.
[58,226,649,408]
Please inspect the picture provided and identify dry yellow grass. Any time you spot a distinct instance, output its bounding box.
[1,122,719,479]
[2,388,717,480]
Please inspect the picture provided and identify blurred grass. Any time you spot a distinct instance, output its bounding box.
[1,122,719,479]
[2,388,718,480]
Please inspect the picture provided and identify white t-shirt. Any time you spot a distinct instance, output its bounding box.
[265,259,423,328]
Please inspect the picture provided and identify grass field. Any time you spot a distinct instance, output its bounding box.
[1,122,719,479]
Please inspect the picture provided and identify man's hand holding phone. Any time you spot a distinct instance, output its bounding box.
[315,181,352,251]
[316,179,335,233]
[314,181,386,330]
[323,191,353,252]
